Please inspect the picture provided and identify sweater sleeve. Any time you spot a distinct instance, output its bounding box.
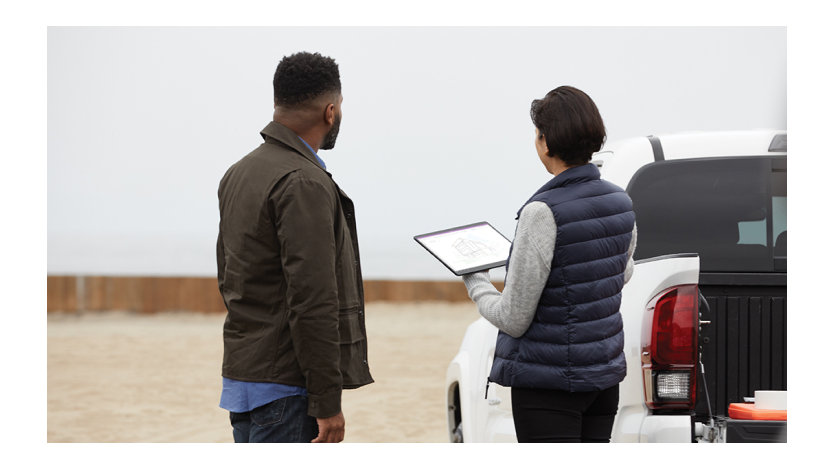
[462,202,556,338]
[624,225,638,284]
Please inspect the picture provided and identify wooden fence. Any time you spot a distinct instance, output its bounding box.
[46,276,502,313]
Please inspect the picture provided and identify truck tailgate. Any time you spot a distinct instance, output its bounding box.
[695,272,787,419]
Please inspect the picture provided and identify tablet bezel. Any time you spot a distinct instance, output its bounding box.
[413,221,511,276]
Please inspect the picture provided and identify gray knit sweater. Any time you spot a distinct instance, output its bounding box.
[463,201,638,338]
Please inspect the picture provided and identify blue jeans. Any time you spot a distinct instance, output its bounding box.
[229,395,319,443]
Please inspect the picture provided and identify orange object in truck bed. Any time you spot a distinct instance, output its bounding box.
[728,403,787,421]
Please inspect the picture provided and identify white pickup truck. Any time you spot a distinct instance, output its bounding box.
[446,130,788,443]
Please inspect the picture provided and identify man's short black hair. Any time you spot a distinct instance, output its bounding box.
[530,86,606,166]
[273,52,341,107]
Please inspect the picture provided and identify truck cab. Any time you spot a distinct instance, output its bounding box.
[446,130,787,443]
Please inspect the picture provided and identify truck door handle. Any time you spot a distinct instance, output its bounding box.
[700,320,711,326]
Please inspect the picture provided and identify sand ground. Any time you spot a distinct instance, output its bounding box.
[47,302,481,443]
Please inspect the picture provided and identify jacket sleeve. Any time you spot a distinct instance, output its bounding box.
[270,171,342,418]
[216,229,226,293]
[217,183,227,293]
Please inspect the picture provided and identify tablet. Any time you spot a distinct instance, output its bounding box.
[414,222,512,276]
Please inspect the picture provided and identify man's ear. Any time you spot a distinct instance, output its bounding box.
[324,103,336,126]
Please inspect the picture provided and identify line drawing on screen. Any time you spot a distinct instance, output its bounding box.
[417,223,511,274]
[452,238,498,258]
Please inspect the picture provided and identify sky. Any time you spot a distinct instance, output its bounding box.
[47,26,787,279]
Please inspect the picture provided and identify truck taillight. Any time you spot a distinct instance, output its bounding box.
[642,284,699,410]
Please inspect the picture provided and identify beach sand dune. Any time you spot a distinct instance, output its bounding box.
[47,302,481,443]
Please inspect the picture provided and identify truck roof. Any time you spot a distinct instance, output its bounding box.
[596,129,787,189]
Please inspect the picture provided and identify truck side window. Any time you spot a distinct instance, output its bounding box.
[626,156,787,273]
[772,165,787,267]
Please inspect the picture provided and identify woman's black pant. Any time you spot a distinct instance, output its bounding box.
[511,384,619,443]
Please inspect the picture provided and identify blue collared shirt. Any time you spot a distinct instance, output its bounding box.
[298,137,326,169]
[219,378,306,413]
[219,136,326,414]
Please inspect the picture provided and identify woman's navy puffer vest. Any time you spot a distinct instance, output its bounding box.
[489,163,635,392]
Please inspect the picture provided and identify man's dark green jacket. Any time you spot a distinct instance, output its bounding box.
[217,121,373,418]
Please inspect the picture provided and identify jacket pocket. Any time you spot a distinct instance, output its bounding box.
[334,215,361,309]
[338,309,365,345]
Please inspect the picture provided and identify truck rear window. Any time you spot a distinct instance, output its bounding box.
[626,156,786,272]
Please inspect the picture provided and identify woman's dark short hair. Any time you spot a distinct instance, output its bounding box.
[530,86,606,166]
[273,52,341,107]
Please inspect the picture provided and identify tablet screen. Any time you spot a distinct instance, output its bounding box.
[414,222,512,276]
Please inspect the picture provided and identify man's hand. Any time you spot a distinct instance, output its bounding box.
[312,411,345,443]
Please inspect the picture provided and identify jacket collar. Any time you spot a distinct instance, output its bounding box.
[260,121,330,175]
[517,163,600,218]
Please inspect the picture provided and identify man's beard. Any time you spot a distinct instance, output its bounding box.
[320,112,341,150]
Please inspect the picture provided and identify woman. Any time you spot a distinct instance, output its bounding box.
[463,86,637,443]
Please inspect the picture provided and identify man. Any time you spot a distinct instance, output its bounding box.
[216,52,372,443]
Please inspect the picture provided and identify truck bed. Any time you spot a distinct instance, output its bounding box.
[695,272,787,420]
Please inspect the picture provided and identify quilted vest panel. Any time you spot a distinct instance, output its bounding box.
[489,163,635,392]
